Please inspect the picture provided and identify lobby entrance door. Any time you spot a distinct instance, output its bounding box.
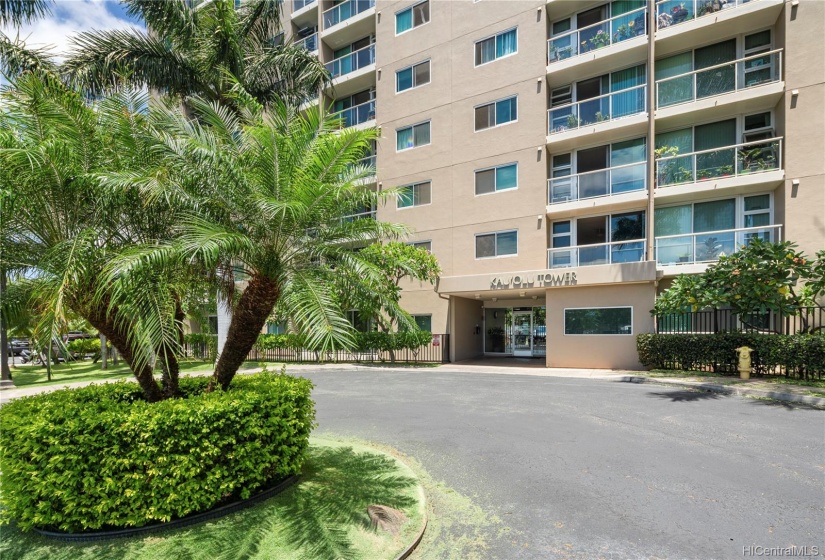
[512,311,533,357]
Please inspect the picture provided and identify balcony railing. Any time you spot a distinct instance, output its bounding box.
[655,224,782,266]
[293,0,316,12]
[359,154,376,173]
[655,137,782,188]
[548,84,646,134]
[547,6,647,64]
[656,0,755,30]
[325,44,375,78]
[323,0,374,29]
[336,99,375,128]
[548,239,646,268]
[341,206,376,223]
[295,33,318,52]
[548,162,646,204]
[656,49,782,108]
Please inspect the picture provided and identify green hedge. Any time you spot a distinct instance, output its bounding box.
[637,333,825,379]
[256,331,433,353]
[0,371,315,532]
[183,333,218,361]
[66,338,101,356]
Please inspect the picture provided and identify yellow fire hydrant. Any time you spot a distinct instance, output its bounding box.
[736,346,753,380]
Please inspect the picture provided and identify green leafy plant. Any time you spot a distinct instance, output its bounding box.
[0,371,315,532]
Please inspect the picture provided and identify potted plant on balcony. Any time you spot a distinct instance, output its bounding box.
[586,30,610,51]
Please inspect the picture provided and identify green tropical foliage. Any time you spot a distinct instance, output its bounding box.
[0,371,315,531]
[654,240,825,316]
[0,0,51,26]
[63,0,327,109]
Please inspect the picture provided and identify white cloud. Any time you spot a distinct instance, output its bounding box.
[2,0,140,62]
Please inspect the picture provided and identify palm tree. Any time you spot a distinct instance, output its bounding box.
[108,95,407,391]
[0,73,192,401]
[63,0,327,109]
[0,0,51,26]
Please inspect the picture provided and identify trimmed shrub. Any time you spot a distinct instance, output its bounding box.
[353,331,433,353]
[66,338,101,356]
[0,371,315,532]
[637,333,825,379]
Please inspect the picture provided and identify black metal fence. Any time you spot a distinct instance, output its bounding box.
[245,334,451,364]
[655,307,825,335]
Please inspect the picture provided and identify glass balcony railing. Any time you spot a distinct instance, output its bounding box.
[548,240,646,268]
[336,99,375,128]
[548,162,646,204]
[656,0,756,30]
[655,137,782,187]
[295,33,318,52]
[359,154,376,174]
[656,49,782,108]
[293,0,316,12]
[547,6,647,64]
[325,44,375,79]
[548,84,646,134]
[341,205,376,223]
[655,224,782,266]
[323,0,374,29]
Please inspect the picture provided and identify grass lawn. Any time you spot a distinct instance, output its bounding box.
[0,437,428,560]
[7,360,216,388]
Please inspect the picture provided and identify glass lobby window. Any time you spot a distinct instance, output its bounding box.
[396,121,431,151]
[396,60,430,92]
[474,96,517,131]
[475,230,517,258]
[564,307,633,335]
[397,181,431,208]
[396,0,429,34]
[474,28,517,65]
[475,163,517,195]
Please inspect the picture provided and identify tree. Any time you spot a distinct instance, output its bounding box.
[0,74,194,401]
[340,242,441,333]
[106,94,407,391]
[62,0,327,110]
[0,0,50,26]
[654,239,825,323]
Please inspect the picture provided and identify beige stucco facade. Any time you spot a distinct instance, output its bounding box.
[278,0,824,368]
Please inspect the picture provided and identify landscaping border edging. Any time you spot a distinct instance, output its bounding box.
[32,475,299,542]
[621,376,825,407]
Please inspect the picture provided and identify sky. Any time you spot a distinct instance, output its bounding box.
[1,0,143,62]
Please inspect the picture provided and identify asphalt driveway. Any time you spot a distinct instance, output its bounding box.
[301,368,824,560]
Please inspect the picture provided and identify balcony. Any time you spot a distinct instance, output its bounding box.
[325,44,375,79]
[655,137,782,188]
[549,162,647,206]
[293,0,316,12]
[323,0,374,30]
[336,99,375,129]
[341,205,376,223]
[656,0,758,30]
[549,84,646,136]
[295,33,318,53]
[655,224,782,268]
[656,49,782,110]
[548,240,646,269]
[547,6,647,66]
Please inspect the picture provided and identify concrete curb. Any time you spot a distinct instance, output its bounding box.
[621,376,825,407]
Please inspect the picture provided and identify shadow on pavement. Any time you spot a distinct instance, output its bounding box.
[646,389,725,402]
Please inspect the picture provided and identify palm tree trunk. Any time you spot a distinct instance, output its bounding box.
[0,269,14,387]
[210,274,280,391]
[157,297,185,397]
[86,304,165,402]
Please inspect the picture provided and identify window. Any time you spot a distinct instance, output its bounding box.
[396,0,429,34]
[409,240,432,252]
[475,28,517,65]
[475,230,517,258]
[474,96,517,131]
[396,60,430,93]
[413,315,432,331]
[475,163,517,195]
[397,181,431,208]
[396,121,431,151]
[346,310,370,332]
[564,307,632,335]
[266,321,287,334]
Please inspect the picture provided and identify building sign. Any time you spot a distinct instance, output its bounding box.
[490,272,577,290]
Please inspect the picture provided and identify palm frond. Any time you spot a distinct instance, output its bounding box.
[0,32,56,79]
[0,0,51,26]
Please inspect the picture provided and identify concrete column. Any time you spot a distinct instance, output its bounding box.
[216,295,232,357]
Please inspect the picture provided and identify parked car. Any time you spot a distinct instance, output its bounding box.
[64,331,92,343]
[8,338,30,357]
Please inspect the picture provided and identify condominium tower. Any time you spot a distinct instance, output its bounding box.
[276,0,824,368]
